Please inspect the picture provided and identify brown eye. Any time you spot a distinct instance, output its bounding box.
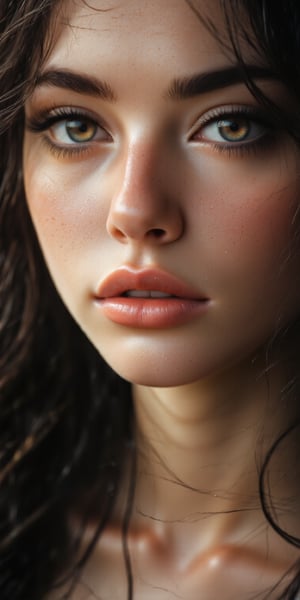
[50,117,109,144]
[195,113,267,146]
[216,117,250,142]
[65,118,98,142]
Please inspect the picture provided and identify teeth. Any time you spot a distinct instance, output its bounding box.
[150,291,172,298]
[124,290,173,298]
[125,290,150,298]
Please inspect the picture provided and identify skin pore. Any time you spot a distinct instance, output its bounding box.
[23,0,300,598]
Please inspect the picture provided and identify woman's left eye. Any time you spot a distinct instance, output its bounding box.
[193,113,268,146]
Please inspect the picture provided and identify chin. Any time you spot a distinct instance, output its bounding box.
[79,317,269,390]
[109,365,196,388]
[94,342,214,388]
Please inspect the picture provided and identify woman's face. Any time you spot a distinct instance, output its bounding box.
[23,0,300,387]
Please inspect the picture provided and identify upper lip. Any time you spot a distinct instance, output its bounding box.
[95,267,207,300]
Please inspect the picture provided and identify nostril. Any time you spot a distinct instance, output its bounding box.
[147,228,166,239]
[109,225,127,243]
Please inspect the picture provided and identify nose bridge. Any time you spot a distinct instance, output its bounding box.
[120,138,158,212]
[106,134,184,244]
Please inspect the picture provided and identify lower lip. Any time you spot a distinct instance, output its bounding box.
[95,297,208,329]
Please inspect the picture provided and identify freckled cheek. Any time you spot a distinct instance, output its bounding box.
[192,163,299,273]
[186,159,300,315]
[23,163,110,263]
[23,159,114,310]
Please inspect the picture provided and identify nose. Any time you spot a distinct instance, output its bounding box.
[106,140,184,245]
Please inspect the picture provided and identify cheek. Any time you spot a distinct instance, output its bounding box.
[190,154,300,283]
[24,158,100,243]
[23,158,110,300]
[24,133,111,230]
[181,150,300,342]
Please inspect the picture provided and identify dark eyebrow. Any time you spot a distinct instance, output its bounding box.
[35,65,277,104]
[35,69,117,102]
[167,66,277,100]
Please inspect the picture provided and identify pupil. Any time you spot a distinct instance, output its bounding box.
[78,123,88,132]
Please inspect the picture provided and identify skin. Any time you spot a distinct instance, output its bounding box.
[23,0,300,597]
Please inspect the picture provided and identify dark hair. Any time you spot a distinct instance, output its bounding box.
[1,1,300,599]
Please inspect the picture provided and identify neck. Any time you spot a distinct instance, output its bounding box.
[130,351,297,550]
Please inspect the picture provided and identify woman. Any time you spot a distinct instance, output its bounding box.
[1,0,300,598]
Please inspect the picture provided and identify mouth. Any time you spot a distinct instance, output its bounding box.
[94,267,209,329]
[123,290,174,298]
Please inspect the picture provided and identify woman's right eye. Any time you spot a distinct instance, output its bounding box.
[26,110,112,155]
[49,116,111,145]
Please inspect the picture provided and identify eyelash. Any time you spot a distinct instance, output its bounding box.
[26,105,277,160]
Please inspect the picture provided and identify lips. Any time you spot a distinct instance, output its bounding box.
[95,267,208,329]
[94,267,209,329]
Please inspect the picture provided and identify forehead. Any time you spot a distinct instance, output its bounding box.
[47,0,236,76]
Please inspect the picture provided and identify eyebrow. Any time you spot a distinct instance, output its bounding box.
[167,65,277,99]
[35,69,116,101]
[34,65,277,103]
